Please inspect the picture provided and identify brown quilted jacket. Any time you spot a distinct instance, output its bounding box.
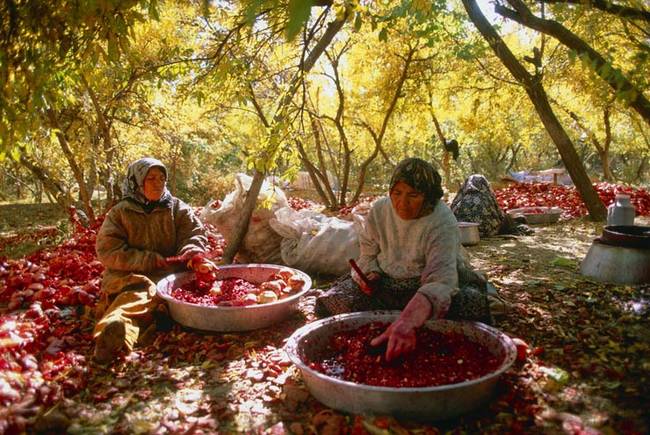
[96,197,208,296]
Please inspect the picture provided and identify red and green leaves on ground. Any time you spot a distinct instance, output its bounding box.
[1,190,649,434]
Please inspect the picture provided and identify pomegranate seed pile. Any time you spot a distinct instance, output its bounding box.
[308,322,503,388]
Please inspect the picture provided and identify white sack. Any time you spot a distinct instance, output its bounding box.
[200,173,288,264]
[269,207,361,276]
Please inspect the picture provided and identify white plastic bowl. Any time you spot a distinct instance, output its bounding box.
[157,264,311,331]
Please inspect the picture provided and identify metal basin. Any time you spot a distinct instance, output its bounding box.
[285,311,516,421]
[458,222,480,246]
[157,264,312,331]
[601,225,650,249]
[507,207,561,224]
[580,240,650,284]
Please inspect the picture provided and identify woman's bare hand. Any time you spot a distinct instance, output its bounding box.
[370,318,416,361]
[370,292,433,361]
[366,271,381,282]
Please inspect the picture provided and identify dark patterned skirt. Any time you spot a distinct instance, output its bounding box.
[315,274,493,325]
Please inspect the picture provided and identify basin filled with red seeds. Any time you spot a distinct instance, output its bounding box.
[157,264,311,331]
[285,311,516,421]
[308,322,502,388]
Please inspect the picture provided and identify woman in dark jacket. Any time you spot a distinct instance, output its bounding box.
[93,157,208,364]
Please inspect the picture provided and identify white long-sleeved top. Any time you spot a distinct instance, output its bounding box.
[355,196,460,316]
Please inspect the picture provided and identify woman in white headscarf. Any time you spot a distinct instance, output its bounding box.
[93,157,208,364]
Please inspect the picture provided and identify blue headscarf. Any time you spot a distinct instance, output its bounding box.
[122,157,173,213]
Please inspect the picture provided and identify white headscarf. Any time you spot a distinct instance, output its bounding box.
[122,157,172,210]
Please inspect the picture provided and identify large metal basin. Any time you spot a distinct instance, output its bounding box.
[157,264,311,331]
[285,311,516,421]
[507,206,561,224]
[580,240,650,284]
[601,225,650,249]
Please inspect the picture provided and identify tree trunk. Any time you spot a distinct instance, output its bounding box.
[221,169,265,264]
[19,155,73,210]
[462,0,607,221]
[635,156,648,183]
[559,103,614,181]
[428,103,451,191]
[44,108,96,222]
[352,47,416,203]
[295,138,335,208]
[309,116,338,207]
[600,107,613,181]
[221,7,350,264]
[82,75,116,214]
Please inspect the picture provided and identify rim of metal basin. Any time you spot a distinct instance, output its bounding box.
[157,264,312,310]
[285,310,517,393]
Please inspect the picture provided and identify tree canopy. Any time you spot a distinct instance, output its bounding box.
[1,0,648,221]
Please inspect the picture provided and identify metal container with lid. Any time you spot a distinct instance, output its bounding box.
[607,194,635,226]
[285,311,516,421]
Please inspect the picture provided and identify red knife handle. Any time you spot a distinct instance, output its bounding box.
[349,259,373,296]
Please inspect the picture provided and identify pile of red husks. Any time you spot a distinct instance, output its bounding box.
[0,208,224,432]
[287,197,318,211]
[308,322,503,388]
[495,182,650,219]
[0,209,103,430]
[337,195,379,218]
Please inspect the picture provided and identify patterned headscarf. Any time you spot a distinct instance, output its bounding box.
[450,174,505,237]
[459,174,492,195]
[122,157,172,211]
[389,157,444,214]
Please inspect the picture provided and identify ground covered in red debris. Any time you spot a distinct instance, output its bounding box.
[1,185,649,434]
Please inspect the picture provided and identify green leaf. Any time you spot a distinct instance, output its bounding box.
[354,13,362,32]
[148,0,160,21]
[286,0,314,41]
[540,366,569,385]
[378,27,388,42]
[10,146,20,161]
[107,34,119,61]
[201,0,210,17]
[551,257,576,268]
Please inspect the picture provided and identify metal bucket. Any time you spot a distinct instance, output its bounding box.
[285,311,516,421]
[458,222,480,246]
[157,264,312,331]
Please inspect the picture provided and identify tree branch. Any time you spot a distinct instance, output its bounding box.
[540,0,650,22]
[496,0,650,125]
